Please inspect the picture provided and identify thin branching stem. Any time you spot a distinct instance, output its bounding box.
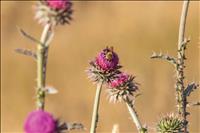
[176,0,190,132]
[90,80,104,133]
[151,52,177,66]
[36,24,52,110]
[17,27,43,46]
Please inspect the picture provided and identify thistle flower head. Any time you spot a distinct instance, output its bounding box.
[34,0,73,26]
[110,73,129,88]
[24,110,56,133]
[107,72,138,103]
[87,46,121,83]
[47,0,68,10]
[157,113,183,133]
[95,47,119,71]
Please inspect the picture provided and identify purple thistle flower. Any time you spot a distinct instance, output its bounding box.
[24,110,56,133]
[47,0,69,10]
[110,73,129,88]
[107,72,138,103]
[95,47,119,71]
[87,47,122,83]
[34,0,73,26]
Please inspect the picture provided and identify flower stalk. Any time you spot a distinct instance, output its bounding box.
[36,24,52,110]
[126,100,147,133]
[19,1,85,132]
[90,80,104,133]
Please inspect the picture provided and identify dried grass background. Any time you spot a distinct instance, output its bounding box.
[1,1,199,133]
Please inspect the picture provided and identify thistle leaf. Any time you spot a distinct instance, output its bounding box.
[17,27,43,46]
[184,82,199,97]
[187,101,200,107]
[15,48,37,60]
[66,122,85,130]
[179,38,190,51]
[57,122,85,132]
[150,52,177,66]
[44,86,58,94]
[192,101,200,106]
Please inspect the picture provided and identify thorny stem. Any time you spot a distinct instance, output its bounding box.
[36,24,52,110]
[176,0,190,132]
[126,100,147,133]
[90,80,104,133]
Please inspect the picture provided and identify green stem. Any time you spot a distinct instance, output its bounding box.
[36,24,51,110]
[90,80,104,133]
[126,101,147,133]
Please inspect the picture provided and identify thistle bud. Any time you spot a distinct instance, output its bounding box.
[34,0,73,26]
[157,113,183,133]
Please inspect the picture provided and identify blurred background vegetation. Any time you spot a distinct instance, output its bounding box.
[1,1,199,133]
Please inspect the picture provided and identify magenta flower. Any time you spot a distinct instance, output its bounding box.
[24,110,56,133]
[87,47,121,83]
[34,0,73,25]
[110,73,129,88]
[47,0,69,10]
[107,72,138,103]
[96,47,119,71]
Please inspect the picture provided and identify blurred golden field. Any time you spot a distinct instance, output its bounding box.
[1,1,199,133]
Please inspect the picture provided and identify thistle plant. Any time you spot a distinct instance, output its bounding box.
[14,1,198,133]
[87,47,121,133]
[87,47,147,133]
[151,0,199,132]
[85,1,198,132]
[16,0,84,132]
